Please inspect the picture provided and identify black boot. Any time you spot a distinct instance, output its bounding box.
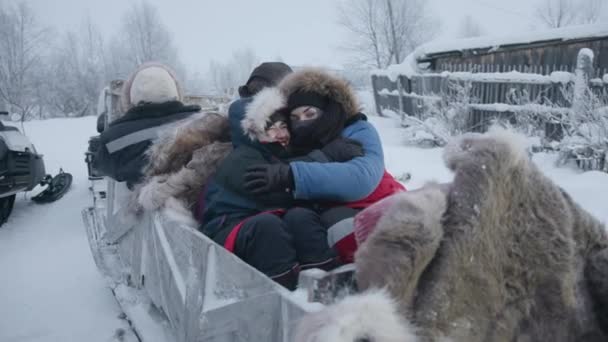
[301,255,342,272]
[270,264,301,291]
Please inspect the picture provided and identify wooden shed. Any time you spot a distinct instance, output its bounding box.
[414,23,608,76]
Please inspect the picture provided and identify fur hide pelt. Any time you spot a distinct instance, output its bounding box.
[293,289,418,342]
[135,112,232,212]
[354,128,608,341]
[144,112,230,177]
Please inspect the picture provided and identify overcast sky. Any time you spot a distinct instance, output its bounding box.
[27,0,606,73]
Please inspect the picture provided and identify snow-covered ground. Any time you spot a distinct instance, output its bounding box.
[0,114,606,342]
[371,115,608,224]
[0,117,135,342]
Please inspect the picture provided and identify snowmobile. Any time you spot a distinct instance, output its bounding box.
[0,111,73,226]
[82,83,352,342]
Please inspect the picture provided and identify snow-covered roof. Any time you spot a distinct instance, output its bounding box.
[372,53,420,81]
[415,23,608,60]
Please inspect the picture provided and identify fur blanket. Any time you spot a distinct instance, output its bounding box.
[296,129,608,342]
[134,112,232,217]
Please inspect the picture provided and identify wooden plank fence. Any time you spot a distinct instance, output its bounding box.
[372,50,607,138]
[372,48,608,172]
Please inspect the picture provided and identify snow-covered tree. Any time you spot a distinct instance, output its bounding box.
[0,2,50,120]
[43,18,108,117]
[207,48,260,96]
[535,0,579,28]
[577,0,605,25]
[535,0,605,28]
[107,1,183,80]
[337,0,438,69]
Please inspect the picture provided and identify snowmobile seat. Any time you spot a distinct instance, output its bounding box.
[0,122,19,132]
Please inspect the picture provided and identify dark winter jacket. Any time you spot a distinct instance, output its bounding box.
[94,101,200,186]
[200,143,292,238]
[227,98,253,148]
[201,88,318,238]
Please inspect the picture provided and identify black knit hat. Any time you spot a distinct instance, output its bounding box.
[239,62,292,98]
[267,110,288,128]
[247,62,292,85]
[287,91,329,113]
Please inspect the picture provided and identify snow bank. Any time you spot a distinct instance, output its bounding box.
[470,103,571,114]
[551,71,575,84]
[447,71,553,84]
[533,153,608,224]
[0,117,138,342]
[369,116,454,189]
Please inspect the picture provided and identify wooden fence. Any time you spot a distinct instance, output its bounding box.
[372,49,608,139]
[437,62,608,77]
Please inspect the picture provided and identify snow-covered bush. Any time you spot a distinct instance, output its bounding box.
[555,84,608,171]
[400,80,474,147]
[508,70,608,171]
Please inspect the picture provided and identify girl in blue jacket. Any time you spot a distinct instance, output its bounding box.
[244,68,385,203]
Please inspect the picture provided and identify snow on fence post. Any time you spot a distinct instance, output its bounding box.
[572,48,594,115]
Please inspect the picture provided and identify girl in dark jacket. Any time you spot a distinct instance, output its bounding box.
[201,88,362,290]
[244,69,406,263]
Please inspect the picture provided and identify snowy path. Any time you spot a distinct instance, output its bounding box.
[0,118,133,342]
[0,116,605,342]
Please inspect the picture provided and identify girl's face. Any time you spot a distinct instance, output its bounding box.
[266,121,290,146]
[290,106,323,123]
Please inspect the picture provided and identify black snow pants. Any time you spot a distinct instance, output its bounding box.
[213,208,339,289]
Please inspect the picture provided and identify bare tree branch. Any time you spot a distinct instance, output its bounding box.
[535,0,604,28]
[458,15,484,38]
[0,2,50,120]
[337,0,438,69]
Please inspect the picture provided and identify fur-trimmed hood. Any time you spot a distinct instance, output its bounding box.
[134,112,232,214]
[240,87,286,142]
[278,68,360,117]
[120,62,183,114]
[144,112,230,177]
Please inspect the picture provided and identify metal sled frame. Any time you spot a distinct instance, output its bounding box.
[83,84,312,341]
[81,83,364,340]
[82,179,309,342]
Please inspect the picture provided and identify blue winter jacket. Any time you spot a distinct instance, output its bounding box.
[289,118,384,202]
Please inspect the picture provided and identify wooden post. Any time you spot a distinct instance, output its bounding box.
[397,75,405,121]
[371,75,384,117]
